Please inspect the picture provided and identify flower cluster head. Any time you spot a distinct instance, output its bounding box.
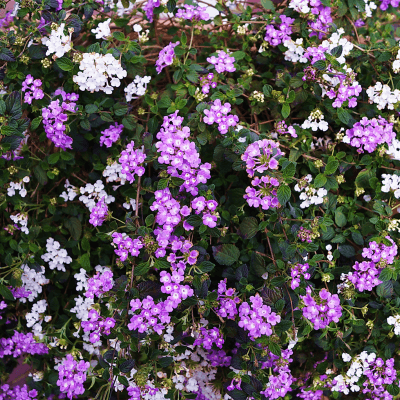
[143,0,161,22]
[7,177,30,198]
[42,23,72,58]
[10,212,29,234]
[194,327,224,350]
[381,173,400,199]
[41,238,72,272]
[125,75,151,101]
[301,109,328,131]
[12,264,49,303]
[347,236,398,292]
[343,116,395,153]
[91,18,111,39]
[89,197,108,227]
[175,5,210,21]
[0,384,38,400]
[242,139,283,177]
[25,300,48,337]
[275,121,298,138]
[392,49,400,74]
[81,309,115,344]
[1,131,29,161]
[260,348,294,400]
[118,140,146,183]
[78,180,115,211]
[99,122,123,148]
[284,38,307,63]
[294,174,328,208]
[42,88,79,150]
[264,15,295,47]
[387,315,400,335]
[216,279,240,319]
[290,263,311,289]
[366,82,400,110]
[301,287,342,330]
[238,293,281,340]
[200,73,217,95]
[0,331,48,358]
[191,196,219,228]
[207,50,236,73]
[203,99,239,135]
[73,53,127,94]
[156,42,179,74]
[112,233,144,261]
[21,75,44,104]
[244,175,280,211]
[155,111,211,195]
[85,269,114,299]
[56,354,90,399]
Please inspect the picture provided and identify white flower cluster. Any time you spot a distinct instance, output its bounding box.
[387,315,400,335]
[301,109,329,131]
[18,264,49,303]
[320,29,354,65]
[60,179,79,202]
[123,198,137,211]
[41,238,72,272]
[73,53,127,94]
[283,38,307,63]
[326,244,334,261]
[105,0,136,16]
[79,180,115,211]
[249,90,265,103]
[387,138,400,160]
[26,299,48,338]
[10,213,29,234]
[91,18,111,40]
[42,23,73,58]
[125,75,151,102]
[366,82,400,110]
[393,49,400,73]
[337,272,351,295]
[294,174,328,208]
[361,0,377,17]
[103,161,128,186]
[388,219,400,233]
[70,296,94,322]
[381,173,400,198]
[7,176,30,197]
[289,0,312,13]
[331,352,378,395]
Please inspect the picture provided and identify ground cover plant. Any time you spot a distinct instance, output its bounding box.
[2,0,400,398]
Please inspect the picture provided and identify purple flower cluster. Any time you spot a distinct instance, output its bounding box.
[0,384,38,400]
[156,41,179,74]
[57,354,90,399]
[276,121,297,138]
[160,269,194,306]
[0,331,48,358]
[260,348,294,400]
[362,357,397,398]
[379,0,400,10]
[264,15,295,46]
[203,99,239,135]
[192,196,218,228]
[343,116,395,153]
[21,75,44,105]
[143,0,160,22]
[194,327,224,350]
[99,122,123,148]
[0,11,15,29]
[301,287,342,330]
[175,5,210,21]
[244,175,280,211]
[207,51,236,73]
[304,45,329,65]
[238,293,281,340]
[89,197,108,227]
[348,236,398,292]
[207,349,231,367]
[119,140,146,183]
[297,227,312,243]
[216,279,240,320]
[242,139,283,177]
[308,2,332,39]
[155,111,211,195]
[111,233,144,262]
[42,89,79,150]
[85,269,114,299]
[81,309,115,344]
[200,73,217,95]
[290,263,311,290]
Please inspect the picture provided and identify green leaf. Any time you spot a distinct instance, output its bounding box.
[85,104,98,114]
[56,57,74,71]
[281,104,290,119]
[181,31,187,46]
[212,244,240,266]
[48,152,60,165]
[0,284,15,301]
[314,173,327,188]
[232,51,246,60]
[64,217,82,240]
[282,162,296,178]
[335,208,347,227]
[0,48,15,62]
[379,268,393,282]
[34,165,48,186]
[337,107,351,125]
[120,359,135,373]
[198,261,215,273]
[167,0,176,12]
[269,342,281,356]
[145,214,155,227]
[376,281,393,298]
[79,253,91,271]
[113,31,125,41]
[324,160,339,175]
[31,117,42,130]
[270,276,286,287]
[277,185,291,206]
[239,217,258,240]
[118,376,130,387]
[134,262,151,276]
[263,85,272,97]
[260,0,275,10]
[314,60,327,70]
